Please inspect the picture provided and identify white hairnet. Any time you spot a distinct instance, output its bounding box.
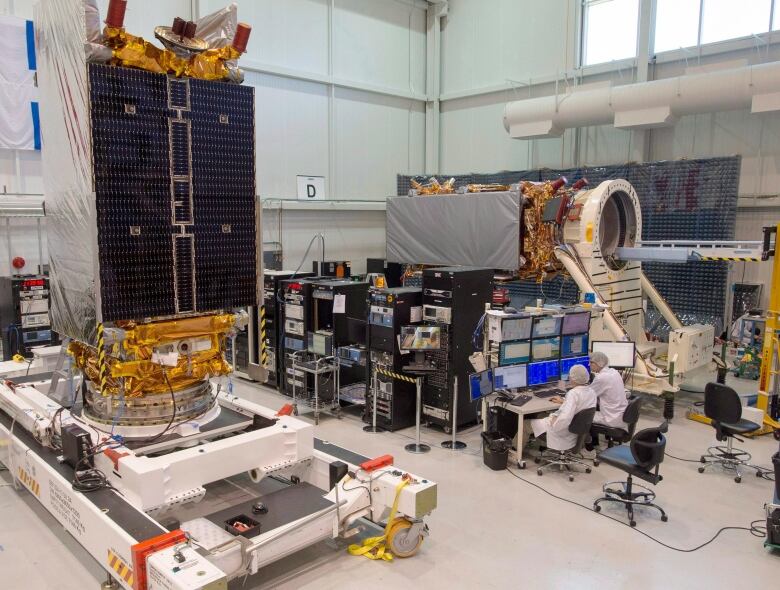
[569,364,590,385]
[590,351,609,369]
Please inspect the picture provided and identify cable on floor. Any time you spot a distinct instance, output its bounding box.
[505,467,766,553]
[665,452,775,481]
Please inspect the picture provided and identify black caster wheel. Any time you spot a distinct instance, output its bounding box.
[444,426,451,434]
[536,469,543,476]
[517,461,526,470]
[534,457,541,464]
[756,470,763,478]
[773,429,780,441]
[585,467,592,474]
[697,466,705,473]
[593,460,600,467]
[661,515,668,522]
[593,505,601,513]
[629,520,636,527]
[734,476,741,483]
[700,456,706,463]
[568,475,574,482]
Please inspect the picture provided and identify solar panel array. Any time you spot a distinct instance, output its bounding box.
[89,64,257,322]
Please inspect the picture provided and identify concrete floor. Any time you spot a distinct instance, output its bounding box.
[1,379,778,589]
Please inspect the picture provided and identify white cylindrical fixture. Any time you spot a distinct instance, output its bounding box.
[503,61,780,139]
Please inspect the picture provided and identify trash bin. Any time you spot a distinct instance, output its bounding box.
[481,431,511,471]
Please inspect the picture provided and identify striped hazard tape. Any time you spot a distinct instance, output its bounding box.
[260,305,268,366]
[108,549,134,587]
[17,467,40,497]
[699,256,761,262]
[376,367,417,383]
[97,322,107,395]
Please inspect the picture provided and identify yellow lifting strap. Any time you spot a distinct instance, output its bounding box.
[347,479,410,561]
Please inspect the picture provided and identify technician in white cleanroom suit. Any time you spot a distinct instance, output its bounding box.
[590,350,629,428]
[530,364,596,450]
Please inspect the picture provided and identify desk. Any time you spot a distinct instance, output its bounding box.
[481,393,559,467]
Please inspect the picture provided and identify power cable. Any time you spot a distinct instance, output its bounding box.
[505,467,766,552]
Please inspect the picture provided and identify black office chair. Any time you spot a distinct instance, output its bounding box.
[593,422,668,527]
[698,382,763,483]
[590,396,643,457]
[535,406,597,482]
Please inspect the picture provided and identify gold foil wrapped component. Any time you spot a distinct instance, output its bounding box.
[518,179,567,282]
[69,314,236,397]
[103,26,240,81]
[185,45,241,81]
[466,184,511,193]
[410,177,456,195]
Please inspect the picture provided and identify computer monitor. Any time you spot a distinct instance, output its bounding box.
[527,360,561,385]
[399,325,441,351]
[531,336,561,361]
[591,341,636,369]
[494,364,527,390]
[499,340,531,365]
[502,316,532,341]
[560,356,590,381]
[562,333,589,358]
[561,311,591,335]
[469,369,493,401]
[532,315,562,338]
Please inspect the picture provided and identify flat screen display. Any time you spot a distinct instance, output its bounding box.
[561,356,590,381]
[591,341,636,369]
[562,333,589,358]
[527,360,561,385]
[561,311,591,335]
[494,364,527,390]
[531,337,561,361]
[532,315,562,338]
[469,370,493,400]
[499,340,531,365]
[502,317,533,341]
[400,325,441,350]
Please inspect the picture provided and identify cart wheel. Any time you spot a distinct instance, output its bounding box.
[444,425,451,434]
[773,429,780,441]
[593,459,600,467]
[568,475,574,482]
[697,466,705,473]
[734,476,741,483]
[700,456,706,463]
[534,457,541,464]
[536,469,543,476]
[661,515,669,522]
[387,518,424,558]
[517,461,526,470]
[756,470,763,478]
[585,467,592,474]
[593,504,601,513]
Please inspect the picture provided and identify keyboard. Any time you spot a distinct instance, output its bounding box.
[534,387,565,399]
[509,394,532,407]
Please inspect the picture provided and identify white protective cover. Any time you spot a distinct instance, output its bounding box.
[386,191,523,270]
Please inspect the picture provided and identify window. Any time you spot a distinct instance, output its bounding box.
[654,0,774,53]
[701,0,772,44]
[654,0,699,53]
[583,0,640,66]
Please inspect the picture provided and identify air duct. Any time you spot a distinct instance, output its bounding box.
[503,61,780,139]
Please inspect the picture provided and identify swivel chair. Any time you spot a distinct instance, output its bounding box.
[590,396,643,456]
[593,422,668,527]
[698,382,764,483]
[535,406,596,482]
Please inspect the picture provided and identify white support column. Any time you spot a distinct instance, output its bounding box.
[425,1,446,175]
[630,0,655,163]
